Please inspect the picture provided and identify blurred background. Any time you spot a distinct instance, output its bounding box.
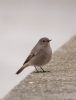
[0,0,76,98]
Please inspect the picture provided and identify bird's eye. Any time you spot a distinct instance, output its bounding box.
[42,40,46,42]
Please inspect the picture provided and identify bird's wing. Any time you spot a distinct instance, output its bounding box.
[23,53,34,65]
[23,46,41,65]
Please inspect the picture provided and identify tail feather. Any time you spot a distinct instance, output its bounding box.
[16,66,25,74]
[16,63,29,75]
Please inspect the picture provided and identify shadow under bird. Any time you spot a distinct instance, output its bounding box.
[16,37,52,75]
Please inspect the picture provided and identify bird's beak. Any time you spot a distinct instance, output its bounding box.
[49,39,52,42]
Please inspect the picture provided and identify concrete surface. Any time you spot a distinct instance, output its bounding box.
[3,36,76,100]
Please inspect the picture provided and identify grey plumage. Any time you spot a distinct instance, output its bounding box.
[16,37,52,74]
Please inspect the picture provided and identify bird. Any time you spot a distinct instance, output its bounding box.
[16,37,52,75]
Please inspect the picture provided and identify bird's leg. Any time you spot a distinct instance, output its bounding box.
[40,66,46,72]
[34,66,39,73]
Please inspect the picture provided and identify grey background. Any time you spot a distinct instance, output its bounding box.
[0,0,76,98]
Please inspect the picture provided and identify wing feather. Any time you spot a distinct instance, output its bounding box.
[23,45,41,65]
[23,53,35,65]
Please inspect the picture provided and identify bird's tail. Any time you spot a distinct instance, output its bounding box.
[16,63,29,75]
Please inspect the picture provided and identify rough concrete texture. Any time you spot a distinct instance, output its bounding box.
[3,36,76,100]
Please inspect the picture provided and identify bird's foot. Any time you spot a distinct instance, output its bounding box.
[34,70,50,73]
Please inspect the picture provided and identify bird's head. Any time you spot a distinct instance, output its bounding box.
[38,37,52,47]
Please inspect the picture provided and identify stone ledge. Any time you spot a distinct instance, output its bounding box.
[3,36,76,100]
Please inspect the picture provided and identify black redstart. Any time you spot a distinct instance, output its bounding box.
[16,37,52,74]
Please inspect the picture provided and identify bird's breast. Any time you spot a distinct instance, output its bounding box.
[30,46,52,66]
